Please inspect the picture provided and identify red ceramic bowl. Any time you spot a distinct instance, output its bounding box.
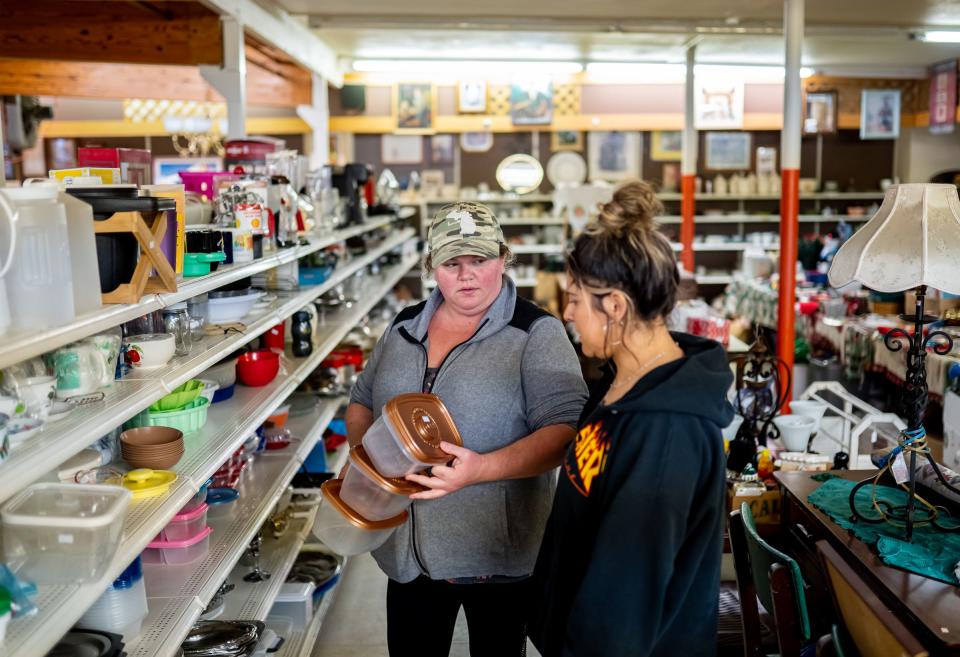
[236,350,280,387]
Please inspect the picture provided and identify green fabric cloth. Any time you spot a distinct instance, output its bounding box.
[808,477,960,585]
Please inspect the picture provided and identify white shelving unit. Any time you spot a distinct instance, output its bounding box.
[1,250,420,657]
[511,243,564,255]
[670,242,781,252]
[695,274,734,285]
[0,227,416,506]
[498,216,565,226]
[0,215,397,370]
[659,213,869,224]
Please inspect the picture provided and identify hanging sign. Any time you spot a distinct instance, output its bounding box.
[929,59,957,135]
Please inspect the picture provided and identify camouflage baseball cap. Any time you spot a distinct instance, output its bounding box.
[427,202,505,266]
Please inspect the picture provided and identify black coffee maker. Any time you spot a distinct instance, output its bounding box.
[331,163,372,227]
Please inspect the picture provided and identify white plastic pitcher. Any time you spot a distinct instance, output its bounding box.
[0,186,76,330]
[0,192,17,335]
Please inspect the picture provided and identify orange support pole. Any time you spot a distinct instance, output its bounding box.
[680,175,696,272]
[778,169,800,387]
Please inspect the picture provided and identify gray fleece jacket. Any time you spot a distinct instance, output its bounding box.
[349,277,587,582]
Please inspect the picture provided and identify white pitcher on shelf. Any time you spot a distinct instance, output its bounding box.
[0,192,17,336]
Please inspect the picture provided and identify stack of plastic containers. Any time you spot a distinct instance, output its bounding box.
[77,557,149,642]
[313,393,462,555]
[143,495,214,565]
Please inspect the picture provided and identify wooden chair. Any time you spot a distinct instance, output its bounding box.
[816,540,929,657]
[730,502,813,657]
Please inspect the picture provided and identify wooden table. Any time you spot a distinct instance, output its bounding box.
[775,470,960,656]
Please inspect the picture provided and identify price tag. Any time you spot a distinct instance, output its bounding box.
[892,452,910,484]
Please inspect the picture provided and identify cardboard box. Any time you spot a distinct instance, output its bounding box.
[944,390,960,471]
[78,147,152,185]
[905,289,960,317]
[729,486,782,524]
[49,167,121,184]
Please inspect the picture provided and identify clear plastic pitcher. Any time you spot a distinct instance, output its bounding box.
[0,192,16,336]
[0,187,77,330]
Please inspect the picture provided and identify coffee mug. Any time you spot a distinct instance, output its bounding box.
[20,375,56,418]
[53,342,109,400]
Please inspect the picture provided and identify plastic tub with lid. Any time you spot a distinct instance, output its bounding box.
[77,557,148,642]
[340,445,426,521]
[142,526,213,565]
[0,483,131,584]
[156,503,209,542]
[206,487,240,519]
[361,393,463,478]
[267,582,315,629]
[312,479,408,556]
[182,478,213,514]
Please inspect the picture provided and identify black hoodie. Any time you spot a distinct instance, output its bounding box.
[529,333,734,657]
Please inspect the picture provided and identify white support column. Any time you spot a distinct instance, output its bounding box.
[200,16,247,140]
[782,0,803,172]
[297,72,329,170]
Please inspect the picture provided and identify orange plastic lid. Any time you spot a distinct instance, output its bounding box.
[348,445,427,496]
[321,479,409,530]
[383,393,463,464]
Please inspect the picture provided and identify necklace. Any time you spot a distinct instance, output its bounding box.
[603,349,670,404]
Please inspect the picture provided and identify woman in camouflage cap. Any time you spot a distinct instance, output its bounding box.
[346,201,587,657]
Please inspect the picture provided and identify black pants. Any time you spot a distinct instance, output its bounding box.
[386,576,529,657]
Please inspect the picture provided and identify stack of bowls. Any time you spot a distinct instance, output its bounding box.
[121,427,184,469]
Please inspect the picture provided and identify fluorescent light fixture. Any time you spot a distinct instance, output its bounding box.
[916,30,960,43]
[352,59,583,75]
[587,62,805,83]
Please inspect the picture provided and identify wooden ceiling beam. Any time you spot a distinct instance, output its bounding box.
[0,1,222,66]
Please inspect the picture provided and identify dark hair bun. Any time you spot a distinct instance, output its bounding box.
[592,180,664,239]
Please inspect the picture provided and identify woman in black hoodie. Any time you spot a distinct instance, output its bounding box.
[530,180,734,657]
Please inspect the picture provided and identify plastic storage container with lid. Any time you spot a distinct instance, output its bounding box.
[182,478,213,514]
[361,393,463,478]
[77,557,149,642]
[156,503,209,542]
[341,445,426,521]
[206,487,240,518]
[143,525,213,565]
[267,582,315,629]
[312,479,408,556]
[1,483,131,583]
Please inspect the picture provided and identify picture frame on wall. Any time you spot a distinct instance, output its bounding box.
[395,83,435,131]
[420,169,446,199]
[458,81,487,113]
[860,89,901,140]
[587,131,641,182]
[694,80,744,129]
[551,130,583,151]
[650,130,683,161]
[755,146,777,176]
[381,135,423,164]
[152,156,223,185]
[430,135,455,163]
[803,91,837,134]
[510,79,553,125]
[704,132,752,170]
[460,131,494,153]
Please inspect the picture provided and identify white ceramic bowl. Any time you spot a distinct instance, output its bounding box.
[773,415,817,452]
[123,334,176,370]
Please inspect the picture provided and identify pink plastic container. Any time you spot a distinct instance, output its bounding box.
[143,526,212,565]
[155,503,209,542]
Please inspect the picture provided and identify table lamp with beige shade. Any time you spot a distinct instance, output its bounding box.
[828,183,960,540]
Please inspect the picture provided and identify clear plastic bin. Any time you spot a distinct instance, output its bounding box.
[361,394,462,478]
[312,480,407,556]
[181,479,212,514]
[1,483,131,584]
[77,559,148,642]
[268,582,315,629]
[142,526,212,565]
[155,503,208,542]
[206,488,239,519]
[340,446,422,521]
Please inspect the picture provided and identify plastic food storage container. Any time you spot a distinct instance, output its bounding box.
[182,478,213,514]
[142,525,212,565]
[1,483,131,584]
[341,445,425,521]
[361,393,463,478]
[312,479,407,556]
[77,557,149,642]
[156,503,209,542]
[268,582,315,629]
[206,487,239,518]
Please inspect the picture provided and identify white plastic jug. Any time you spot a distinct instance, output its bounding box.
[0,187,76,330]
[0,192,17,335]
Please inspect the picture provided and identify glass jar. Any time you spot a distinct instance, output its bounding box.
[162,305,192,357]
